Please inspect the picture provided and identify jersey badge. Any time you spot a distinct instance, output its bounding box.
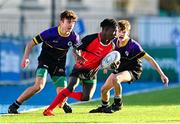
[68,41,73,46]
[125,51,129,56]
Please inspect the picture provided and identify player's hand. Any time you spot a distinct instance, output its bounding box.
[161,74,169,87]
[110,61,120,70]
[21,58,30,69]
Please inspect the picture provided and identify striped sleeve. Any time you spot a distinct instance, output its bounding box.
[33,35,44,45]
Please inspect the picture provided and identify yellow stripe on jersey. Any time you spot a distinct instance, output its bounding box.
[130,51,145,60]
[44,42,67,51]
[33,37,39,45]
[45,42,53,48]
[33,35,44,44]
[56,47,67,51]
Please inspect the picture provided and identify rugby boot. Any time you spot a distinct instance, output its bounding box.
[43,109,55,116]
[89,106,114,113]
[62,102,72,113]
[110,102,123,112]
[8,103,19,114]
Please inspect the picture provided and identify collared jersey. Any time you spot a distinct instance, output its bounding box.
[33,26,80,62]
[75,33,114,70]
[113,38,145,72]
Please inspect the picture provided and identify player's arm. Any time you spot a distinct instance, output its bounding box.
[72,48,86,62]
[21,40,36,68]
[21,28,50,68]
[142,53,169,86]
[73,34,96,61]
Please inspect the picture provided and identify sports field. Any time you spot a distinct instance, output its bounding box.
[1,85,180,123]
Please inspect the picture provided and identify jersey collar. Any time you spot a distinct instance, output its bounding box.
[58,25,70,37]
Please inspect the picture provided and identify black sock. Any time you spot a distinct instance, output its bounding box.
[114,97,122,105]
[12,100,22,108]
[101,100,109,107]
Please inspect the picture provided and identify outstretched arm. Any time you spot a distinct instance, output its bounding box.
[21,40,36,68]
[143,53,169,87]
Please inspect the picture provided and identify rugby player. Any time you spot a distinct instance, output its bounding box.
[43,18,118,116]
[8,10,79,114]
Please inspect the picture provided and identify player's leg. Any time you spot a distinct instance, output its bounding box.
[68,79,96,101]
[89,73,114,113]
[81,79,97,101]
[50,61,73,113]
[52,76,72,113]
[101,73,115,103]
[43,76,80,116]
[110,71,132,112]
[8,68,48,114]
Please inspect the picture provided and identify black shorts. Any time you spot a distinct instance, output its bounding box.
[70,67,97,80]
[37,53,66,77]
[113,69,142,83]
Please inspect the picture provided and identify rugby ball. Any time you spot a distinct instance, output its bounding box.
[101,51,121,69]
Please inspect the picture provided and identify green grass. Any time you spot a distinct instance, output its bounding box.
[1,86,180,123]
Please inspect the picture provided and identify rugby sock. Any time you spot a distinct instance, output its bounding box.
[69,92,83,101]
[12,100,22,108]
[101,100,109,107]
[47,88,71,110]
[114,96,122,105]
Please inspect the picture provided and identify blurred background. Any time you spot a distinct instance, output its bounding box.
[0,0,179,84]
[0,0,179,113]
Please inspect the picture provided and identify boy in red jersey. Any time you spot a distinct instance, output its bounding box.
[43,18,118,116]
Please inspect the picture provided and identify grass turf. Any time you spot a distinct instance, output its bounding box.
[1,86,180,123]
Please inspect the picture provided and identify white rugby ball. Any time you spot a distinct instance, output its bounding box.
[101,51,121,69]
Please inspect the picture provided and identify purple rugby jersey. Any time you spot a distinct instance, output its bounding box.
[112,38,146,76]
[33,26,81,60]
[113,38,144,60]
[33,26,80,49]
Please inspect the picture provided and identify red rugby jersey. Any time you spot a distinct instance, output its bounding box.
[75,33,114,69]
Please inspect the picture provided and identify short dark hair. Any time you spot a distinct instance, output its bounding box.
[60,10,78,21]
[100,18,117,29]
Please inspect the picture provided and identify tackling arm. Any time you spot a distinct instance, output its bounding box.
[142,53,169,86]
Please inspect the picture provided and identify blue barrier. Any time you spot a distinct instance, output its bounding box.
[0,38,22,82]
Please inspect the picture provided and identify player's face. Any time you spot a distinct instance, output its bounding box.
[60,18,76,34]
[117,29,129,42]
[105,27,117,42]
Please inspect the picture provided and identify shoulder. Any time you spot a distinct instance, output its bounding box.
[82,33,98,42]
[40,26,58,36]
[71,31,79,37]
[76,33,98,50]
[112,38,118,44]
[45,26,58,33]
[130,39,143,49]
[70,31,80,41]
[130,39,141,46]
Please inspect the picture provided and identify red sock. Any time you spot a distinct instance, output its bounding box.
[69,92,83,101]
[47,88,71,110]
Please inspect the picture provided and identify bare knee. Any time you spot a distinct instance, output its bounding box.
[112,75,123,84]
[32,80,45,93]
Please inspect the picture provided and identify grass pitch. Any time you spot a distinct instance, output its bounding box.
[1,86,180,123]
